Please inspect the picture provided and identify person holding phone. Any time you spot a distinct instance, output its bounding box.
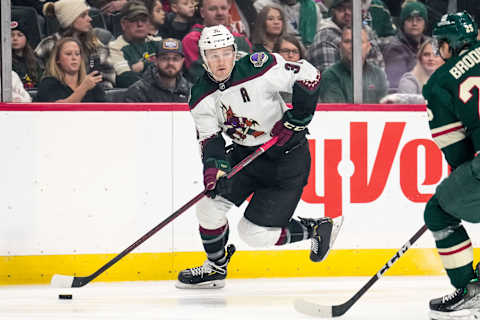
[36,37,106,102]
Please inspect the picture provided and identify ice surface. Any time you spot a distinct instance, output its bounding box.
[0,276,451,319]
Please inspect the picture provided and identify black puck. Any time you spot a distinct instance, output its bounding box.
[58,294,72,300]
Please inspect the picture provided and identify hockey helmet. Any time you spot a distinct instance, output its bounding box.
[433,11,478,56]
[199,25,237,81]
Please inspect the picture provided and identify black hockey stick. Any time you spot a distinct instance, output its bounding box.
[50,136,279,288]
[294,224,428,318]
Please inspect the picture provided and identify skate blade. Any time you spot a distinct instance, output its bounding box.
[329,216,344,249]
[430,309,480,320]
[175,280,225,289]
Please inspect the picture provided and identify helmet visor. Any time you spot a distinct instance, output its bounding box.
[431,37,446,56]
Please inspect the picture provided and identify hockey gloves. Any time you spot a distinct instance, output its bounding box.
[271,111,309,146]
[203,159,232,198]
[203,168,232,198]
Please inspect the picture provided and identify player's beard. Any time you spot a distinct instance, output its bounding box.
[157,65,179,79]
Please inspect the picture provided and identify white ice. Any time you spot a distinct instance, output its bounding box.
[0,276,452,319]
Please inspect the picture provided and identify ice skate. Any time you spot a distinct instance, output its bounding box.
[430,263,480,320]
[300,216,344,262]
[175,244,235,289]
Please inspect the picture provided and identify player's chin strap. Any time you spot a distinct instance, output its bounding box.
[202,60,236,86]
[204,67,233,89]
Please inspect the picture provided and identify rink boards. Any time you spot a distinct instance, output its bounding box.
[2,103,480,285]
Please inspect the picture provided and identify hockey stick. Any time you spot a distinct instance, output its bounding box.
[51,136,279,288]
[294,224,428,318]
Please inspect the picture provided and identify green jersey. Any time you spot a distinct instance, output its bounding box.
[423,41,480,168]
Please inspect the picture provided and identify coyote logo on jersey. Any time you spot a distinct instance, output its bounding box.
[221,103,265,140]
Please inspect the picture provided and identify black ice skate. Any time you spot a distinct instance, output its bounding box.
[430,264,480,320]
[300,216,343,262]
[175,244,235,289]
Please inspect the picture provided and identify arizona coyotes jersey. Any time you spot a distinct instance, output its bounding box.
[189,52,321,147]
[423,41,480,168]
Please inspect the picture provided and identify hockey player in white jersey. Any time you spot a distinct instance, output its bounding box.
[176,25,343,289]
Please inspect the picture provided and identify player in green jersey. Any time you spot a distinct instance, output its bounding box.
[423,11,480,320]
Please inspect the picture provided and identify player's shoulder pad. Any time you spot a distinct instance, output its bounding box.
[189,75,217,110]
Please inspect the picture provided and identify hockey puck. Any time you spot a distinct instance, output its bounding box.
[58,294,72,300]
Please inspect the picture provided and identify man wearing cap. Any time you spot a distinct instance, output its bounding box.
[307,0,385,73]
[382,1,429,91]
[124,38,191,102]
[109,0,162,88]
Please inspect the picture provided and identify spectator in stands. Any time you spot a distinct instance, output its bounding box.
[109,1,161,87]
[144,0,166,37]
[124,38,191,102]
[319,26,388,103]
[308,0,385,72]
[11,20,43,89]
[382,1,428,92]
[161,0,197,40]
[253,0,322,47]
[182,0,252,83]
[36,37,106,102]
[273,34,306,62]
[12,71,33,103]
[397,39,443,94]
[251,5,287,52]
[35,0,116,88]
[11,3,44,47]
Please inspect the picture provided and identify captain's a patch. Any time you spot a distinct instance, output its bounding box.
[250,52,268,68]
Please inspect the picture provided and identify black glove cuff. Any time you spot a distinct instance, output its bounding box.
[282,110,312,131]
[204,158,231,171]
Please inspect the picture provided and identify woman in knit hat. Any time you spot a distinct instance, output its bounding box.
[35,0,116,89]
[382,1,429,92]
[11,20,43,89]
[36,37,106,102]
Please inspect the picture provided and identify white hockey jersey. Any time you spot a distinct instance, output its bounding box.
[189,52,321,147]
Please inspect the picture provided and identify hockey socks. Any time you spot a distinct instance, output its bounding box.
[199,224,229,265]
[275,218,310,246]
[434,224,475,288]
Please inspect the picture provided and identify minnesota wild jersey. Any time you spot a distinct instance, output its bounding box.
[423,41,480,168]
[189,52,321,148]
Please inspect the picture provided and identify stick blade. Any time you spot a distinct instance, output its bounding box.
[50,274,74,288]
[294,298,333,318]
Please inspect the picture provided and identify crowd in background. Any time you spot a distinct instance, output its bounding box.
[9,0,479,103]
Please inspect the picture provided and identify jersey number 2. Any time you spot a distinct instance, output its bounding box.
[460,76,480,119]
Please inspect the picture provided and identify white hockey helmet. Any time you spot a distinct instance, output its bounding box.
[199,25,237,81]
